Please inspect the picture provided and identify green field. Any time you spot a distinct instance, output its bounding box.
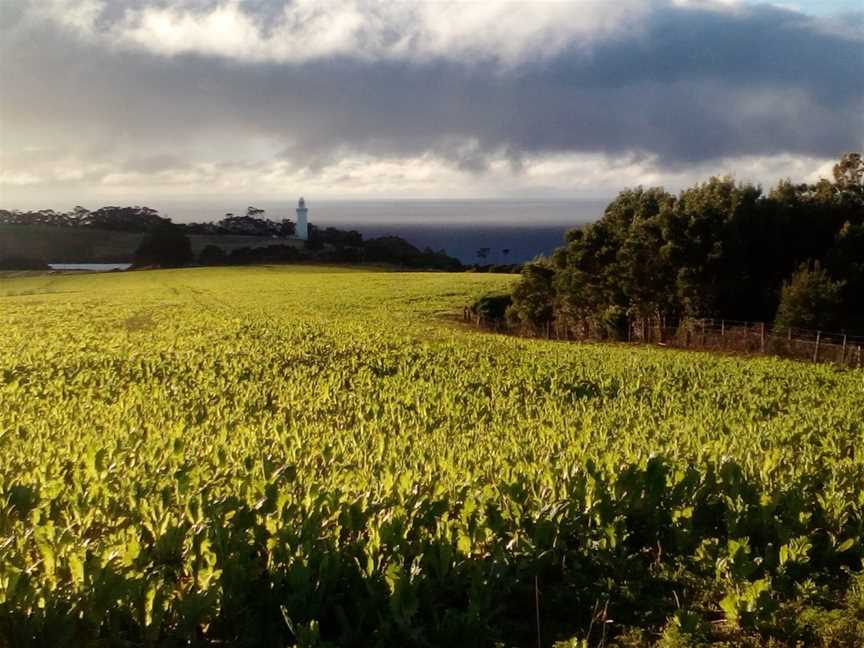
[1,267,863,646]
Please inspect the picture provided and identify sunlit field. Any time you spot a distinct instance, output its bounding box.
[1,267,862,646]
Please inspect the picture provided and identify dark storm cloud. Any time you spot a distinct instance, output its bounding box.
[1,0,861,177]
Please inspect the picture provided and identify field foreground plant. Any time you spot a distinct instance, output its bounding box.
[0,267,862,646]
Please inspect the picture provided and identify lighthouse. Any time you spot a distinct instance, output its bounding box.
[295,197,308,240]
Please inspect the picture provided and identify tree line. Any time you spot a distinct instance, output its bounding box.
[505,153,864,335]
[0,205,294,237]
[133,225,461,271]
[0,204,464,271]
[0,206,169,231]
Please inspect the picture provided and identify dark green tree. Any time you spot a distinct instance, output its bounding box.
[662,177,761,317]
[505,152,864,335]
[833,152,864,198]
[506,262,556,331]
[616,191,677,321]
[773,262,845,331]
[826,222,864,329]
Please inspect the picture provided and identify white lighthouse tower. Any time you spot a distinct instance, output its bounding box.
[295,197,308,240]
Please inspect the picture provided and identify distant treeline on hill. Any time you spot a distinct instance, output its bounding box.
[189,236,462,271]
[0,205,168,231]
[0,204,464,271]
[501,153,864,334]
[132,221,462,270]
[0,205,294,237]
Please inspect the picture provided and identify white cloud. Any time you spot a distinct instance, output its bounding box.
[40,0,861,69]
[0,147,838,206]
[3,0,857,205]
[28,0,656,66]
[36,0,105,34]
[0,171,42,186]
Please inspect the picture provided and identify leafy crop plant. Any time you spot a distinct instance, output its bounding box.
[1,267,862,646]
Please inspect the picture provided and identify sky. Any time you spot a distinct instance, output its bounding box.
[760,0,863,14]
[0,0,862,208]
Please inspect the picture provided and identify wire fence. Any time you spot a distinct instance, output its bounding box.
[463,311,864,368]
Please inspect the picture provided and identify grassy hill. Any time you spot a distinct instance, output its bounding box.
[1,267,862,646]
[0,224,290,263]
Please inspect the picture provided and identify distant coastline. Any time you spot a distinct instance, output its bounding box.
[0,199,603,264]
[345,222,571,264]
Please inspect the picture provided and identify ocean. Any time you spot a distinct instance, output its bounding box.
[157,199,606,263]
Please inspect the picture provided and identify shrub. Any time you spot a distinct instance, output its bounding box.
[774,262,845,330]
[506,262,555,330]
[470,294,512,322]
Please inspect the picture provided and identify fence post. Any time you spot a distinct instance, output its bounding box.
[813,331,821,362]
[841,334,847,365]
[760,322,765,354]
[788,327,792,341]
[857,345,862,369]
